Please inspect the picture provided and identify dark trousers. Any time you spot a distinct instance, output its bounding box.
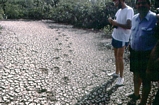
[130,47,151,79]
[130,47,152,104]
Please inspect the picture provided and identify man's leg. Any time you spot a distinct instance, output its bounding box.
[114,48,120,75]
[115,47,125,85]
[133,72,141,97]
[116,46,125,78]
[127,72,141,105]
[140,77,151,105]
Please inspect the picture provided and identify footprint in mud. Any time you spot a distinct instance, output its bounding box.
[66,45,71,48]
[58,35,62,37]
[47,91,57,101]
[10,36,19,42]
[36,88,47,94]
[69,50,73,53]
[53,57,60,60]
[65,37,70,42]
[62,34,67,36]
[58,43,62,45]
[65,61,72,65]
[66,37,70,39]
[63,54,69,57]
[61,76,70,84]
[55,38,58,40]
[69,42,72,45]
[54,48,62,52]
[39,68,49,75]
[31,50,38,53]
[58,32,61,34]
[51,66,60,74]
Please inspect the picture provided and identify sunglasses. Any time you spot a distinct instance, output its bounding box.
[137,2,147,5]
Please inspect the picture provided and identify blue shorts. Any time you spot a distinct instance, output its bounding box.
[112,38,129,48]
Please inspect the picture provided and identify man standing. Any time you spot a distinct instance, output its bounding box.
[108,0,134,85]
[128,0,159,104]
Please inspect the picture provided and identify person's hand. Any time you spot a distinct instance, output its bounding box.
[111,20,118,26]
[108,17,113,24]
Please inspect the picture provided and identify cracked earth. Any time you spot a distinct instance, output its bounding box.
[0,20,158,105]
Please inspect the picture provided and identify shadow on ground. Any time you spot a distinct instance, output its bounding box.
[75,77,124,105]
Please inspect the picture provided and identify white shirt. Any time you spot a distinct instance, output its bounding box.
[112,6,134,42]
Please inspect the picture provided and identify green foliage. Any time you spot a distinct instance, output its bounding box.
[0,0,116,29]
[103,25,113,35]
[5,3,23,19]
[51,1,77,23]
[28,7,44,19]
[0,14,3,19]
[50,1,117,29]
[0,0,118,29]
[0,8,4,19]
[1,0,158,30]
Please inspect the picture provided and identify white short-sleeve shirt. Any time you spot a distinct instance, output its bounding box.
[112,6,134,42]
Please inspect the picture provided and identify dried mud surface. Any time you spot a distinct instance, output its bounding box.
[0,20,158,105]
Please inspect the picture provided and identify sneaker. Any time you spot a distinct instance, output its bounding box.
[127,93,140,100]
[127,99,137,105]
[116,77,124,85]
[111,72,119,78]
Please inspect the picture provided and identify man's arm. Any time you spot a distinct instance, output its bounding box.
[111,19,132,29]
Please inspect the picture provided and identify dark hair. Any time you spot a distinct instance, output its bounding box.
[136,0,151,5]
[155,0,159,8]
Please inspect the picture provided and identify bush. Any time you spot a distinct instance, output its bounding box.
[1,0,118,29]
[103,25,113,36]
[0,8,4,19]
[27,7,44,19]
[50,1,117,29]
[5,3,22,19]
[51,1,76,23]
